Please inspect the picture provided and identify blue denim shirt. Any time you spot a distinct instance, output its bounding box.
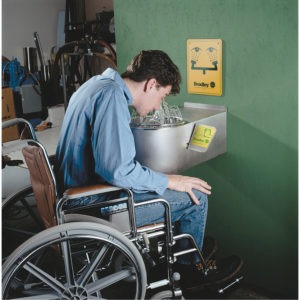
[54,68,168,196]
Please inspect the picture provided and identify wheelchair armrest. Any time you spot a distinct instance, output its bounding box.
[63,183,124,200]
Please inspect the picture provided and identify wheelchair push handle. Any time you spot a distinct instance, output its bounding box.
[2,118,37,140]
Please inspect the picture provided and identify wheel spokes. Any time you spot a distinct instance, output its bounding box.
[85,269,132,294]
[77,243,109,286]
[23,261,66,297]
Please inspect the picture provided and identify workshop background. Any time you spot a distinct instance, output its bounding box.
[2,0,298,298]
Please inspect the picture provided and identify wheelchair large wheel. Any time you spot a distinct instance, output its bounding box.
[2,222,147,299]
[2,185,44,259]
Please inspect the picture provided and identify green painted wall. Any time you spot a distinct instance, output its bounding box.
[114,0,298,297]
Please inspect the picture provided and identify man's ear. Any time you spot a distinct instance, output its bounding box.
[143,78,156,92]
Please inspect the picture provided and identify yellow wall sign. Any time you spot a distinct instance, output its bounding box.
[187,39,222,96]
[189,125,216,152]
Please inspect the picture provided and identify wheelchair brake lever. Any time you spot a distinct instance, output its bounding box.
[142,251,156,267]
[135,233,156,267]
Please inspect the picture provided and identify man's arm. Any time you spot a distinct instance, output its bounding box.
[92,87,168,195]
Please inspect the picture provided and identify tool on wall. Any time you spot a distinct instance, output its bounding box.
[36,0,117,109]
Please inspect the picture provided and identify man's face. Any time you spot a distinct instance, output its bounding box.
[134,80,172,117]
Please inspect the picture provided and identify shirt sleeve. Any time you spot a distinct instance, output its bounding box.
[91,86,168,195]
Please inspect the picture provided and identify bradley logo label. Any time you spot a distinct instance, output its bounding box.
[194,82,208,87]
[194,81,216,88]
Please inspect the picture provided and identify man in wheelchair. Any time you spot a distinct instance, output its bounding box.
[54,50,243,296]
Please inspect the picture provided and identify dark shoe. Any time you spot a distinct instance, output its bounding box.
[202,236,217,262]
[177,255,243,293]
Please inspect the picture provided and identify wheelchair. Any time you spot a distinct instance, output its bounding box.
[2,136,240,299]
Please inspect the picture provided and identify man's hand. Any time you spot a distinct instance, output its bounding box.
[167,174,212,205]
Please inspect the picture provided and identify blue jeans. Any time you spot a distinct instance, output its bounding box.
[65,189,208,265]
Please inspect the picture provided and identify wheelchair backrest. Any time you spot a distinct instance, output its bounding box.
[22,141,57,229]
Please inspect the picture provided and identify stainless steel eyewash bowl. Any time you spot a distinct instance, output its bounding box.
[131,102,227,174]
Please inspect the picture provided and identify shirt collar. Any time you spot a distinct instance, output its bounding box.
[102,68,133,105]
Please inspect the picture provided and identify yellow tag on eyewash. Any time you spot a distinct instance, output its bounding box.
[191,125,216,149]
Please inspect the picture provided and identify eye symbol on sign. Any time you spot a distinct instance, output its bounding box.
[190,47,218,75]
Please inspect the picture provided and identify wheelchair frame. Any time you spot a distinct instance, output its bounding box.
[2,137,211,299]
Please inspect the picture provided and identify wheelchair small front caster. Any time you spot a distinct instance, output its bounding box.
[149,272,185,300]
[150,289,185,300]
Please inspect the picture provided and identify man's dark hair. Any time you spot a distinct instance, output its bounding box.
[121,50,181,94]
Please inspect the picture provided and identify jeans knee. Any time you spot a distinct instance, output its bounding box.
[193,189,208,205]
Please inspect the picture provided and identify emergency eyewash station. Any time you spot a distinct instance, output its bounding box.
[131,39,225,173]
[131,102,226,174]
